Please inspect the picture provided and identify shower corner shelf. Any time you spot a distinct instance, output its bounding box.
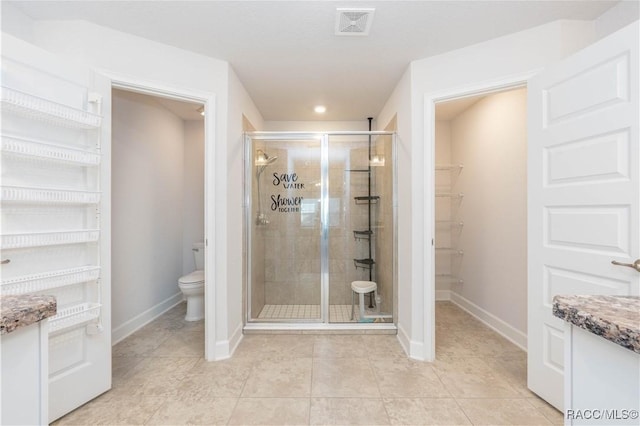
[353,230,373,240]
[351,118,380,309]
[354,258,375,270]
[354,195,380,204]
[1,86,102,129]
[346,169,370,173]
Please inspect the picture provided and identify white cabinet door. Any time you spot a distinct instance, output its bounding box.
[527,21,639,410]
[0,34,111,421]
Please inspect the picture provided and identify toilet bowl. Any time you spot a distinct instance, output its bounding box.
[178,242,205,321]
[178,270,204,321]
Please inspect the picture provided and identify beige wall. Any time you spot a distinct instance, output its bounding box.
[448,88,528,333]
[227,67,265,331]
[111,89,186,334]
[182,120,205,274]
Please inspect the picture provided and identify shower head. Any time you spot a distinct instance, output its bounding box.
[265,155,278,165]
[255,149,277,166]
[255,150,278,178]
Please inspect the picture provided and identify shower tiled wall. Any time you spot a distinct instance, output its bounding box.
[260,144,322,307]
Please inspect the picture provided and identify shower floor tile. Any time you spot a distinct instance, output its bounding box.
[257,304,362,322]
[329,304,360,322]
[258,304,320,320]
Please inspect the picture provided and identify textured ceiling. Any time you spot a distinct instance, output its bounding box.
[8,1,619,121]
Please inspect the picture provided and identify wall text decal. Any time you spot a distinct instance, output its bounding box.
[270,172,304,212]
[272,172,305,189]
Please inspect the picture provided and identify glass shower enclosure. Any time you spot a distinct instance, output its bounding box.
[245,131,396,327]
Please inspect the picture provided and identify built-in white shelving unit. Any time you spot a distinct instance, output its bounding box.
[0,266,101,295]
[435,164,464,285]
[1,186,101,204]
[436,220,464,229]
[49,303,102,334]
[435,274,464,284]
[435,192,464,199]
[0,230,100,250]
[1,86,101,129]
[435,164,464,171]
[2,135,100,166]
[1,85,103,336]
[435,247,464,255]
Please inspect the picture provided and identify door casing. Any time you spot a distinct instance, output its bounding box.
[423,72,536,362]
[102,71,217,360]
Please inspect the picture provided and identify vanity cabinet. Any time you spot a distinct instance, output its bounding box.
[1,294,56,425]
[554,295,640,426]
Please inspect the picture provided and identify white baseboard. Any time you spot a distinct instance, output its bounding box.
[396,323,434,361]
[436,290,451,301]
[228,322,244,357]
[449,292,527,351]
[213,340,231,360]
[396,323,411,358]
[206,322,244,361]
[111,292,184,345]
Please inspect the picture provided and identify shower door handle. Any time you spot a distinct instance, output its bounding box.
[611,259,640,272]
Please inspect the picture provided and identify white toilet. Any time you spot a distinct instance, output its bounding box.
[178,242,205,321]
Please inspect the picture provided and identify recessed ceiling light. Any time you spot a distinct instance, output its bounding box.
[314,105,327,113]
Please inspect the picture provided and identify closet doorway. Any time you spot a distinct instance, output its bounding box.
[433,86,528,353]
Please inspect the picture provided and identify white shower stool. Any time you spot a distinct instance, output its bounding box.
[350,280,377,321]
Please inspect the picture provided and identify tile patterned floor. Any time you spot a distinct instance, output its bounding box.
[54,301,563,425]
[258,304,391,323]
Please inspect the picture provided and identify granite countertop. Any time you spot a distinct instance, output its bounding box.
[0,294,57,335]
[553,295,640,354]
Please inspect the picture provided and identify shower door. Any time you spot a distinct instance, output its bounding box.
[326,133,395,323]
[246,135,324,321]
[245,132,396,325]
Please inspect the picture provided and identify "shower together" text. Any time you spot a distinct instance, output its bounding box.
[270,194,304,212]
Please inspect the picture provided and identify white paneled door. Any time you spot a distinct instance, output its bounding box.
[527,22,639,410]
[0,34,111,421]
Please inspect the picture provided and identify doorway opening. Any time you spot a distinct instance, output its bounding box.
[110,89,205,353]
[433,86,529,356]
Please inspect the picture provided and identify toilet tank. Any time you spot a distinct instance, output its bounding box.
[193,242,205,270]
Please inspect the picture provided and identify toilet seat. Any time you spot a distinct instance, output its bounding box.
[179,270,204,285]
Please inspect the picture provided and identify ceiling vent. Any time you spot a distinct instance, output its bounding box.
[335,8,375,36]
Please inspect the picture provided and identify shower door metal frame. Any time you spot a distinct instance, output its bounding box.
[243,131,397,330]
